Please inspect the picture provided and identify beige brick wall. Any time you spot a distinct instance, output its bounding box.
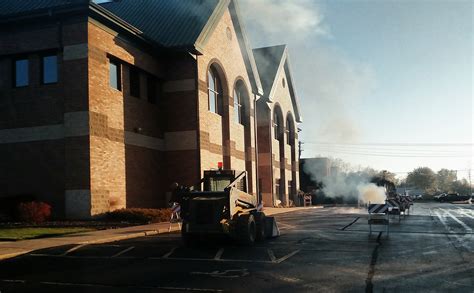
[197,8,257,193]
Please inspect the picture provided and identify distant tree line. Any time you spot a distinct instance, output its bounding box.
[399,167,472,195]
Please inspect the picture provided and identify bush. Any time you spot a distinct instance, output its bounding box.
[106,208,172,224]
[17,201,52,223]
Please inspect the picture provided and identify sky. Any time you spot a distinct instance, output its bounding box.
[240,0,473,180]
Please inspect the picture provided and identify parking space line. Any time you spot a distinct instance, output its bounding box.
[267,249,276,262]
[111,246,135,258]
[163,246,177,258]
[275,250,301,264]
[156,256,274,264]
[61,244,87,256]
[214,248,224,260]
[456,208,474,219]
[441,209,472,231]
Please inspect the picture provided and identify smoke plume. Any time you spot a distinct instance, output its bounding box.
[240,0,377,147]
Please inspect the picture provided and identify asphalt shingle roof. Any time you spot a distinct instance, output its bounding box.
[98,0,220,48]
[252,45,286,95]
[0,0,86,16]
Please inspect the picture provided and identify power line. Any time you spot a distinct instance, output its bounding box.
[305,142,473,147]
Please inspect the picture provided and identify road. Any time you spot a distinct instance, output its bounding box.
[0,202,473,292]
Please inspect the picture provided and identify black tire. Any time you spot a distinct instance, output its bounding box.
[181,221,196,246]
[236,213,257,245]
[254,212,266,241]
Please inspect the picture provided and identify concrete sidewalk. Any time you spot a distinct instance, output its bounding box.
[0,206,318,261]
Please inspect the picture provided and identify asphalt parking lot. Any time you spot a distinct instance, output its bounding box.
[0,202,473,292]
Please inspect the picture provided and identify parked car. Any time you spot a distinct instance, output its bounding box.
[439,193,471,202]
[434,193,446,201]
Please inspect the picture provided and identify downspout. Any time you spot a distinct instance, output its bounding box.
[253,93,260,203]
[195,54,202,188]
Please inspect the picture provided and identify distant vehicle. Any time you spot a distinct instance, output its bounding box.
[434,193,447,201]
[414,194,423,200]
[439,193,471,202]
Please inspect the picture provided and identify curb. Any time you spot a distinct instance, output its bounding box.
[0,226,181,262]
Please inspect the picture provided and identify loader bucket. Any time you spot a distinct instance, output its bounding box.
[264,216,280,238]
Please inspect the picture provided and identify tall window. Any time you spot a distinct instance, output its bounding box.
[273,111,281,140]
[208,66,222,115]
[129,67,140,98]
[14,58,29,87]
[233,88,242,124]
[286,117,292,145]
[147,75,157,104]
[109,60,121,91]
[42,55,58,84]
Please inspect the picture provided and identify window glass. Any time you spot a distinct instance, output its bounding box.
[42,55,58,84]
[209,91,216,113]
[14,59,29,87]
[109,61,121,90]
[208,67,221,114]
[147,75,156,104]
[130,68,140,97]
[234,89,241,124]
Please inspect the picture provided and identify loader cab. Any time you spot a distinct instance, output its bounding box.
[203,170,236,192]
[203,169,248,193]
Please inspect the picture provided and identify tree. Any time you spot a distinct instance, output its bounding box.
[406,167,437,193]
[451,179,471,195]
[436,169,457,192]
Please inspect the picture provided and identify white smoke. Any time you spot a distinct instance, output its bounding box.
[357,183,387,204]
[239,0,329,38]
[240,0,377,146]
[303,158,386,204]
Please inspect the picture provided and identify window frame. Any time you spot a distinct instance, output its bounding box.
[208,67,222,115]
[13,57,29,88]
[109,59,122,91]
[233,88,243,124]
[129,67,141,98]
[41,54,58,85]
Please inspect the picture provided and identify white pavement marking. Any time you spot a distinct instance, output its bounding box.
[275,250,301,264]
[163,247,178,258]
[191,269,249,278]
[38,281,224,292]
[61,244,87,256]
[456,208,474,219]
[441,209,472,232]
[1,279,26,283]
[434,210,471,250]
[111,246,135,258]
[214,248,224,260]
[278,222,297,229]
[267,249,276,262]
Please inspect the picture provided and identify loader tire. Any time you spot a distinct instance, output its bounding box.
[181,221,197,247]
[254,212,266,241]
[236,213,256,245]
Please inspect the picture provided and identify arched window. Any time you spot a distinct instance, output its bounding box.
[286,116,293,145]
[208,66,222,115]
[274,111,281,140]
[233,88,242,124]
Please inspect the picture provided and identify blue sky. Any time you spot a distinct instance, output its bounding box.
[240,0,473,179]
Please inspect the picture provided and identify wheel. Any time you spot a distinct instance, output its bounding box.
[236,213,256,245]
[181,221,197,246]
[254,212,266,241]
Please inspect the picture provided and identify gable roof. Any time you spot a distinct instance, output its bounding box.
[0,0,87,17]
[253,45,302,123]
[96,0,262,94]
[0,0,262,95]
[97,0,221,51]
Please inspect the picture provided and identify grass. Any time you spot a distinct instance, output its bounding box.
[0,227,95,241]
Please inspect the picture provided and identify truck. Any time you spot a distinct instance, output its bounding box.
[174,168,279,245]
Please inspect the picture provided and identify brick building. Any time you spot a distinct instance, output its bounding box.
[0,0,302,219]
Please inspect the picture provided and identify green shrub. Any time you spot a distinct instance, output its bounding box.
[106,208,172,224]
[17,201,52,223]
